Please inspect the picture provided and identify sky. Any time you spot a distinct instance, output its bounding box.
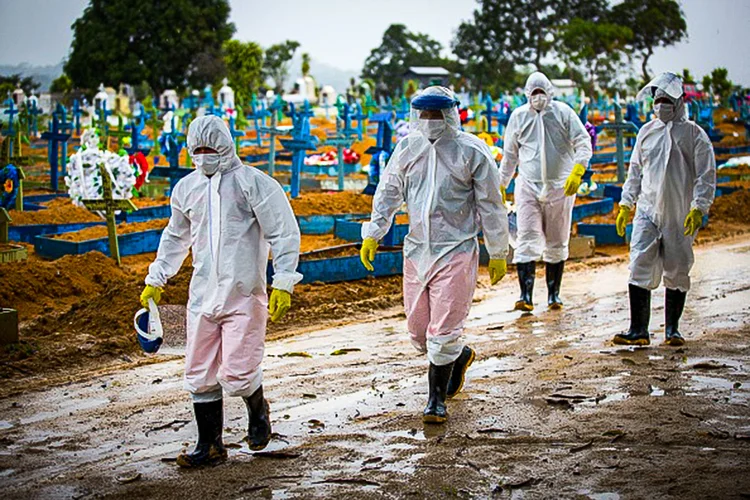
[0,0,748,85]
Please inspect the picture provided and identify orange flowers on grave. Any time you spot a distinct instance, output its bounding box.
[3,179,13,193]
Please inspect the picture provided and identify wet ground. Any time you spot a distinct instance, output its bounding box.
[2,236,750,499]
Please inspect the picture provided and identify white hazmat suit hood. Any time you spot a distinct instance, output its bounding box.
[187,115,243,176]
[621,73,716,291]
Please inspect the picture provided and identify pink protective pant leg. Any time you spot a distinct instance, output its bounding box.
[403,250,479,366]
[184,293,268,400]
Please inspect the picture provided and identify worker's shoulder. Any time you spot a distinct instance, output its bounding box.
[233,163,284,190]
[509,103,531,117]
[457,130,487,147]
[172,170,202,197]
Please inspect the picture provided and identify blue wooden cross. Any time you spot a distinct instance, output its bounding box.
[150,131,189,195]
[396,95,410,121]
[363,112,394,196]
[228,115,245,153]
[324,104,359,191]
[40,112,71,191]
[3,99,19,158]
[26,100,41,138]
[258,97,290,176]
[279,103,318,199]
[246,98,270,147]
[72,99,83,136]
[601,102,638,183]
[54,104,74,176]
[350,103,368,141]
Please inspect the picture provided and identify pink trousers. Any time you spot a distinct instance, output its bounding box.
[184,293,268,401]
[403,250,478,366]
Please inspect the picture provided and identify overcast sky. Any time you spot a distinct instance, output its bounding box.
[0,0,747,85]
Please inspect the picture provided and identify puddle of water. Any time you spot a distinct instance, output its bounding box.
[690,375,746,391]
[577,492,621,500]
[469,356,525,377]
[684,357,746,372]
[648,355,664,361]
[0,420,13,430]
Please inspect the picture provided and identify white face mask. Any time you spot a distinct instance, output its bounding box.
[530,93,548,111]
[193,153,221,175]
[654,102,676,123]
[419,119,446,139]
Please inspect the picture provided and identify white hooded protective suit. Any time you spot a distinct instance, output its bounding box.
[622,75,716,292]
[146,115,302,401]
[363,86,509,365]
[500,72,592,264]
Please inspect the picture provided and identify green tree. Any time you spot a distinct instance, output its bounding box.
[710,67,733,103]
[65,0,234,94]
[612,0,687,82]
[361,24,448,96]
[453,0,607,92]
[301,52,311,77]
[223,39,264,104]
[682,68,695,84]
[263,40,300,94]
[0,74,40,97]
[50,74,73,95]
[557,18,632,95]
[701,74,712,97]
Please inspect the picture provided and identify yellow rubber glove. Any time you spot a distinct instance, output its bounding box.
[488,259,507,286]
[684,208,703,236]
[563,164,587,196]
[360,237,379,272]
[500,185,507,205]
[140,285,162,308]
[616,205,632,238]
[269,289,291,323]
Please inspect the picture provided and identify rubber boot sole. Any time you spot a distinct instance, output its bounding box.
[422,413,448,424]
[176,446,228,468]
[447,348,476,399]
[612,335,650,346]
[664,336,685,347]
[548,302,563,311]
[514,300,533,312]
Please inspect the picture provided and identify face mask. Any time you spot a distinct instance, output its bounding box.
[530,94,548,111]
[654,102,675,123]
[419,119,446,139]
[193,153,221,175]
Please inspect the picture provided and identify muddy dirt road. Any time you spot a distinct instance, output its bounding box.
[2,236,750,499]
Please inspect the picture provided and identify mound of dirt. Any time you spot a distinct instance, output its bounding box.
[290,192,373,216]
[710,189,750,223]
[52,219,169,242]
[9,198,101,226]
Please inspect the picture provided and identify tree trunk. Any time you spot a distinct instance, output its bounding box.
[641,49,653,83]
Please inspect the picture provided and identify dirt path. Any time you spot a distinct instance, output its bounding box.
[1,237,750,499]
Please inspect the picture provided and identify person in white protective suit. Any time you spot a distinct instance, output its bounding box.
[613,72,716,347]
[500,72,593,311]
[139,115,302,467]
[359,86,509,424]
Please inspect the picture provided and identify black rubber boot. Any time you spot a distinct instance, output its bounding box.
[423,362,454,424]
[613,284,652,346]
[514,261,536,311]
[447,346,476,398]
[664,288,687,346]
[243,386,272,451]
[546,261,565,310]
[176,399,227,468]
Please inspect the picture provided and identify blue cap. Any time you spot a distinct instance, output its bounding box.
[411,94,460,111]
